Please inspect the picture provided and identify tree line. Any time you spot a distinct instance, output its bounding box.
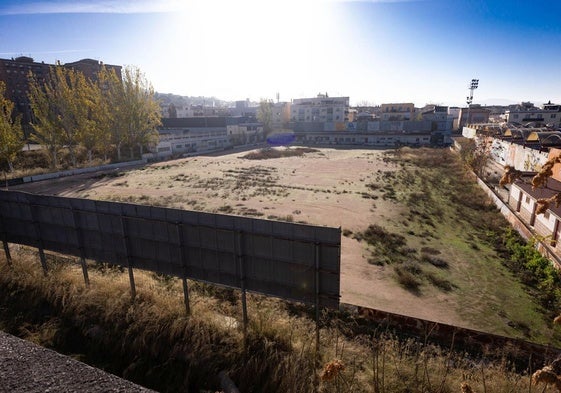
[0,65,161,172]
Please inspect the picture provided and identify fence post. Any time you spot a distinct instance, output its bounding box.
[2,240,11,266]
[119,215,136,300]
[0,207,12,266]
[235,230,248,342]
[176,222,190,315]
[314,242,321,392]
[71,208,89,287]
[29,204,48,275]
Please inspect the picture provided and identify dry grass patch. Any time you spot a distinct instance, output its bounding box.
[0,248,550,393]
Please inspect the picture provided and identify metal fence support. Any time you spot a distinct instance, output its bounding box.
[236,230,248,341]
[120,215,136,300]
[0,209,12,266]
[38,247,48,275]
[71,209,89,287]
[177,221,191,315]
[127,266,136,300]
[182,278,190,315]
[29,205,48,275]
[2,240,11,266]
[79,257,90,287]
[314,242,321,392]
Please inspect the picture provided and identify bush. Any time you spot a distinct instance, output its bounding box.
[395,265,422,292]
[421,254,449,269]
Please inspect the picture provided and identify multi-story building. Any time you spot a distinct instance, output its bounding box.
[420,105,454,132]
[271,102,291,129]
[290,94,349,123]
[380,103,414,121]
[0,56,49,136]
[0,56,121,137]
[505,101,561,128]
[63,58,122,82]
[458,104,491,129]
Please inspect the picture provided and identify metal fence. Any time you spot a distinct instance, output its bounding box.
[0,190,340,309]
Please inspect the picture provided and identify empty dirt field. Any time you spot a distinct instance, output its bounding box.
[11,147,556,341]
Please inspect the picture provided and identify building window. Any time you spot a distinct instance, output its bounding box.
[525,195,530,204]
[544,211,551,219]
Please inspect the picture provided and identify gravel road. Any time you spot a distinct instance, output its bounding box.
[0,331,156,393]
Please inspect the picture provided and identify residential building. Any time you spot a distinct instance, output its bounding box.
[505,101,561,128]
[227,118,264,145]
[271,102,291,129]
[290,94,349,123]
[458,104,491,128]
[508,176,561,262]
[63,58,122,82]
[380,103,414,121]
[420,105,454,131]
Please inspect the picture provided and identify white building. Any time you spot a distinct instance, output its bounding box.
[505,101,561,128]
[380,103,415,121]
[290,94,349,123]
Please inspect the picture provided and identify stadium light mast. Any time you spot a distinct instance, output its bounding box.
[465,78,479,127]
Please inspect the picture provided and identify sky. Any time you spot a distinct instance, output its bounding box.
[1,0,561,108]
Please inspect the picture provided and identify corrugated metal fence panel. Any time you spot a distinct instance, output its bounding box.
[29,195,81,255]
[0,191,38,247]
[0,190,341,309]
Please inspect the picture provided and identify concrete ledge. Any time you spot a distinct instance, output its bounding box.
[19,159,147,184]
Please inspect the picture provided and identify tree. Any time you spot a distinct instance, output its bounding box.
[257,99,273,135]
[458,137,492,178]
[0,81,24,175]
[76,75,104,163]
[28,71,64,169]
[111,66,160,160]
[168,103,177,118]
[28,66,96,168]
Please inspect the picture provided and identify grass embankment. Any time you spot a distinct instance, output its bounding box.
[352,148,561,345]
[0,248,548,392]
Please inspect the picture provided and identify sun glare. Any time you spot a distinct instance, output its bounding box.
[158,0,338,100]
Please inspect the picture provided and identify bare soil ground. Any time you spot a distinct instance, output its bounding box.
[12,147,471,327]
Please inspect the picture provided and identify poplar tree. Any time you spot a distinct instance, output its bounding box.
[52,66,88,167]
[121,66,160,159]
[257,99,274,135]
[0,81,24,173]
[28,71,64,169]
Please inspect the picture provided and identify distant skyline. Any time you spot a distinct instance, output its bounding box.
[1,0,561,107]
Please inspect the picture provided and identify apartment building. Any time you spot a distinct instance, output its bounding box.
[290,94,349,123]
[505,101,561,128]
[380,103,414,121]
[0,56,121,136]
[271,102,291,129]
[458,105,491,128]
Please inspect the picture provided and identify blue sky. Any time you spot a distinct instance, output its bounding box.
[1,0,560,107]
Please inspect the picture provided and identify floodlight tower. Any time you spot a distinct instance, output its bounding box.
[465,78,479,127]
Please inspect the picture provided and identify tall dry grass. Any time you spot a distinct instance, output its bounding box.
[0,246,549,392]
